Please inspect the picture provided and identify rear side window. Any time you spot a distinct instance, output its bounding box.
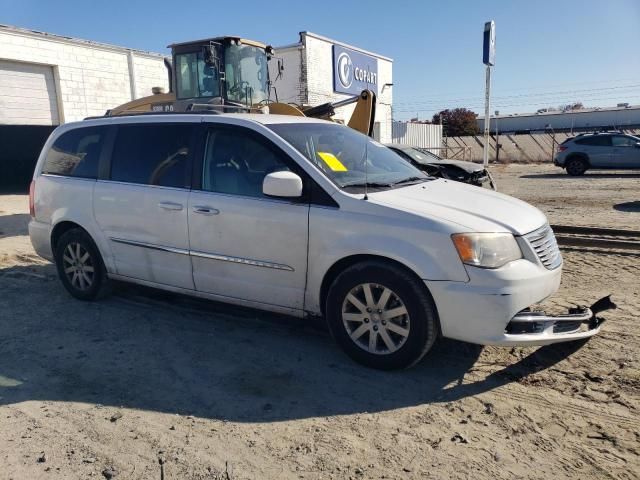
[575,136,611,147]
[110,124,194,188]
[42,126,105,178]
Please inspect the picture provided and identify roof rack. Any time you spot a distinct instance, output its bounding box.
[575,130,624,137]
[84,110,219,121]
[86,102,257,121]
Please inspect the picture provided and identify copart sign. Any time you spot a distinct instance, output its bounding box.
[332,45,378,95]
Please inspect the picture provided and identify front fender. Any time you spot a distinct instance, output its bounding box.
[305,206,468,314]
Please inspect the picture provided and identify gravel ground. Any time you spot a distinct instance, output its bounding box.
[0,165,638,479]
[492,163,640,230]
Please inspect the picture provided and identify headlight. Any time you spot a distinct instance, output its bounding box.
[451,233,522,269]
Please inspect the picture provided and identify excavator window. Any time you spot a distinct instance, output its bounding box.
[223,44,268,105]
[175,51,220,100]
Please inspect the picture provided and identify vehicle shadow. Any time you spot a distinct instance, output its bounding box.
[521,172,640,180]
[0,213,30,238]
[0,263,585,422]
[614,201,640,212]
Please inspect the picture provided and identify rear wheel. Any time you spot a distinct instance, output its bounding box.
[565,157,588,176]
[54,228,109,301]
[326,261,438,370]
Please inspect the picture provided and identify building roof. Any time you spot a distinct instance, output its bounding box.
[479,104,640,121]
[0,23,167,59]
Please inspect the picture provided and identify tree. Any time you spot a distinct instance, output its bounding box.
[432,108,479,136]
[559,102,584,112]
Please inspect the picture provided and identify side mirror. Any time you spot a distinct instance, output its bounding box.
[263,171,303,198]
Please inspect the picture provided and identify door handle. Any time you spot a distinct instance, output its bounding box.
[192,205,219,216]
[158,201,183,211]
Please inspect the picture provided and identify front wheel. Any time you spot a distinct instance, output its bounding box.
[326,261,439,370]
[565,157,588,176]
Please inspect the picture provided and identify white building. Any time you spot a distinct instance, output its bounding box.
[269,32,393,143]
[0,24,169,125]
[0,24,169,187]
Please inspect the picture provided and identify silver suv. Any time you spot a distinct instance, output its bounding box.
[554,132,640,176]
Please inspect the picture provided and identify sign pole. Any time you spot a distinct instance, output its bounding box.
[482,20,495,168]
[483,64,491,167]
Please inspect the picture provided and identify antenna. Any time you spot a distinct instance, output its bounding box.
[363,137,369,200]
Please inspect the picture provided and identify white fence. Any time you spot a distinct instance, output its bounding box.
[392,122,442,151]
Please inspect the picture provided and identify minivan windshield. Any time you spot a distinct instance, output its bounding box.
[267,123,428,191]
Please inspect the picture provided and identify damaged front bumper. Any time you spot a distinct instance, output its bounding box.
[426,258,614,347]
[503,295,616,345]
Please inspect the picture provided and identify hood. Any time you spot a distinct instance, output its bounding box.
[368,179,547,235]
[431,159,485,173]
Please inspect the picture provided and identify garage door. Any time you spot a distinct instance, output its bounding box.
[0,60,60,125]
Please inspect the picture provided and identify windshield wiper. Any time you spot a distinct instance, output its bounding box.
[389,176,428,186]
[341,181,393,189]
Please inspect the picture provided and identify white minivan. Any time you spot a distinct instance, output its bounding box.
[29,114,606,369]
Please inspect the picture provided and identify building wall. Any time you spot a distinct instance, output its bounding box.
[268,46,305,104]
[303,33,393,143]
[0,25,168,124]
[392,122,442,151]
[271,32,393,143]
[132,55,169,100]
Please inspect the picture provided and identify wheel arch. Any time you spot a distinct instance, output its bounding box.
[566,152,590,166]
[51,220,87,252]
[318,254,438,320]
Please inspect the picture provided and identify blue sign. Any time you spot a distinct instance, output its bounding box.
[483,21,496,66]
[333,45,378,95]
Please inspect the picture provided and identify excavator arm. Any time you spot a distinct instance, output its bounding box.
[268,89,377,136]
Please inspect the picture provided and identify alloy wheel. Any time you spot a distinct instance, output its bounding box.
[62,242,95,291]
[341,283,411,355]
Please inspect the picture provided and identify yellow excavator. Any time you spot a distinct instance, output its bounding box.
[107,36,377,136]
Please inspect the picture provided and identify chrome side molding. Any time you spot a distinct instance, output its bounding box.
[110,237,190,255]
[109,237,294,272]
[190,250,294,271]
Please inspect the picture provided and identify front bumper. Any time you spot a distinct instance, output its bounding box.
[425,259,608,346]
[466,170,497,190]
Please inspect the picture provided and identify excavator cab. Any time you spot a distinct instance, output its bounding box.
[107,36,273,115]
[106,36,377,137]
[170,37,271,111]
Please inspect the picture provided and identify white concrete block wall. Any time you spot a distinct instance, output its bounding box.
[0,26,168,123]
[269,47,305,104]
[133,55,169,99]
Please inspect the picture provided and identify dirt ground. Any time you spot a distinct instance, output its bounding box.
[0,165,638,480]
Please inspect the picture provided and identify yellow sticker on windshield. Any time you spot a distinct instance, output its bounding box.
[317,152,348,172]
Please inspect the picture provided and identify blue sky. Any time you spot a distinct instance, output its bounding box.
[2,0,639,120]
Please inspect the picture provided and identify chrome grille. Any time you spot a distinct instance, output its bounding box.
[524,224,562,270]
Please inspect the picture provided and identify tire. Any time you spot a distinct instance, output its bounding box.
[565,157,588,176]
[54,228,109,301]
[325,261,438,370]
